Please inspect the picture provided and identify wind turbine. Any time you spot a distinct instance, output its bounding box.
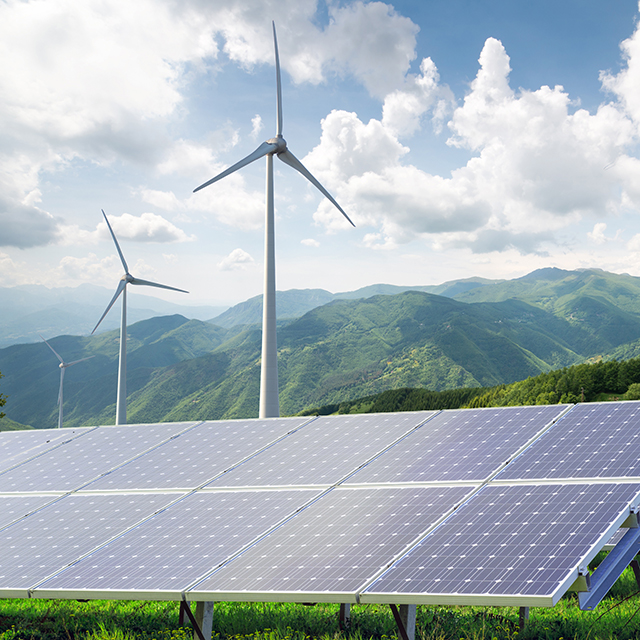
[92,209,188,426]
[40,334,94,429]
[194,22,354,419]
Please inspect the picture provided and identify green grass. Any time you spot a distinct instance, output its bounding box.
[2,585,640,640]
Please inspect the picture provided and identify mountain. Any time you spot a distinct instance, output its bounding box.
[0,284,227,347]
[5,267,640,428]
[208,278,501,328]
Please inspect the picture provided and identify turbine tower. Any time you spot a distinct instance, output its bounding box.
[194,22,354,419]
[93,210,188,426]
[40,334,94,429]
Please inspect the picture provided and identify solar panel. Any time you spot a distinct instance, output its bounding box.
[189,485,474,601]
[0,427,93,474]
[0,422,199,493]
[84,418,313,492]
[345,405,568,484]
[361,482,640,606]
[206,412,436,488]
[0,492,179,598]
[0,495,58,531]
[498,402,640,480]
[35,489,321,600]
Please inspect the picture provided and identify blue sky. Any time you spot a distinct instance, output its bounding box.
[2,0,640,308]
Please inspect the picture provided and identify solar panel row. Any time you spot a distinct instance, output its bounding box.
[0,402,638,609]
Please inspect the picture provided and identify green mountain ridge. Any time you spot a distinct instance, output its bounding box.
[3,267,640,428]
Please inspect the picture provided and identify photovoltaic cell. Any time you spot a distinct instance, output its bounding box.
[84,418,312,492]
[0,492,179,595]
[0,422,197,493]
[206,412,435,488]
[498,402,640,480]
[345,405,568,484]
[0,495,58,530]
[363,483,640,604]
[36,489,320,597]
[190,485,474,599]
[0,427,93,474]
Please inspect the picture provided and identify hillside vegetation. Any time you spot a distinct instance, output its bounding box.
[4,268,640,428]
[302,357,640,415]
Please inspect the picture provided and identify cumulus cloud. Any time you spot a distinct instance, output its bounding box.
[217,248,255,270]
[588,222,609,244]
[302,31,640,256]
[98,212,194,243]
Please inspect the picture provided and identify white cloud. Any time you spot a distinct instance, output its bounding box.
[303,33,640,256]
[588,222,609,244]
[98,212,194,243]
[251,115,264,138]
[301,238,320,247]
[217,247,255,270]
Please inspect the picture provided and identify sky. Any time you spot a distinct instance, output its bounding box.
[3,0,640,308]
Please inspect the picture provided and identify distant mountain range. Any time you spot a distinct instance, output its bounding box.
[0,283,226,348]
[3,267,640,428]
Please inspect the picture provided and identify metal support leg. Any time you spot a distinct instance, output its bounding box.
[180,601,205,640]
[630,559,640,589]
[195,601,214,640]
[390,604,416,640]
[339,603,351,629]
[519,607,529,631]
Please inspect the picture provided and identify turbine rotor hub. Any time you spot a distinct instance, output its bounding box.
[267,136,287,154]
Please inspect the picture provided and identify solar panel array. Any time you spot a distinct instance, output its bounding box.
[1,401,639,609]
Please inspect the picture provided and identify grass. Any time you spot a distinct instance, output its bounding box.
[1,554,638,640]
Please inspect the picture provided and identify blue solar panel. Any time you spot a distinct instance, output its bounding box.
[0,493,179,596]
[84,418,312,491]
[0,427,93,474]
[0,423,197,493]
[0,495,58,531]
[189,485,474,599]
[362,483,640,604]
[345,405,568,484]
[206,412,435,488]
[35,489,320,597]
[498,402,640,480]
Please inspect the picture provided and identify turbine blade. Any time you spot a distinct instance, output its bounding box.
[278,149,355,227]
[66,355,95,367]
[129,277,188,293]
[273,21,283,137]
[92,280,126,334]
[39,334,64,364]
[193,141,278,193]
[102,209,129,274]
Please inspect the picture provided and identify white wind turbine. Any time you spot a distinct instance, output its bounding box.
[92,210,188,425]
[40,334,94,429]
[194,22,354,419]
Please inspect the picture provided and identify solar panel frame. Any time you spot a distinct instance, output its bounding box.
[205,412,438,489]
[0,422,201,493]
[186,485,477,603]
[0,494,60,531]
[0,492,183,598]
[82,417,316,492]
[33,488,324,601]
[497,402,640,481]
[343,405,571,485]
[0,427,95,475]
[360,482,640,607]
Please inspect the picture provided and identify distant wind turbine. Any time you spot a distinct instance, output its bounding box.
[194,22,354,419]
[39,334,94,429]
[92,210,188,425]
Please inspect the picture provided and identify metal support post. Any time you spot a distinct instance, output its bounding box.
[519,607,529,630]
[390,604,416,640]
[630,559,640,589]
[195,601,214,640]
[179,601,206,640]
[339,603,351,629]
